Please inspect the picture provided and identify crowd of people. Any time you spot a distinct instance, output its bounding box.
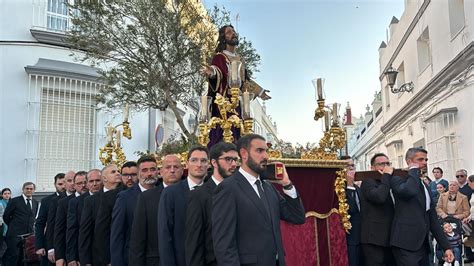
[0,134,305,266]
[343,148,474,266]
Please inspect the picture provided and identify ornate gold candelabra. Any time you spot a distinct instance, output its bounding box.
[99,104,132,167]
[198,60,254,146]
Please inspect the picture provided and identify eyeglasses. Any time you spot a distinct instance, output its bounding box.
[122,173,138,179]
[456,175,466,178]
[375,162,392,167]
[189,158,209,165]
[218,157,239,163]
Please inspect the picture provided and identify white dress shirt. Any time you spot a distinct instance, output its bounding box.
[239,168,297,198]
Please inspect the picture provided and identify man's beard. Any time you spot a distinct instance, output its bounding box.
[226,37,239,46]
[247,155,267,175]
[217,162,235,178]
[143,176,158,185]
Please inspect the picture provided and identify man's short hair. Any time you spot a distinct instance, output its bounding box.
[468,175,474,182]
[405,147,428,161]
[74,171,88,182]
[54,173,65,184]
[137,155,157,168]
[210,142,238,161]
[339,155,351,160]
[121,161,138,172]
[236,134,265,157]
[432,167,443,174]
[22,182,36,190]
[187,146,209,160]
[370,153,388,166]
[456,169,468,176]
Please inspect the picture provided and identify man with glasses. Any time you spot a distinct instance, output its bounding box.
[66,169,102,266]
[158,146,209,266]
[111,156,158,266]
[129,154,183,265]
[185,142,238,266]
[54,171,88,265]
[456,169,471,201]
[360,153,395,265]
[121,161,138,189]
[390,147,454,264]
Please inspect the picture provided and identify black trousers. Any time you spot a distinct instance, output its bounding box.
[392,245,430,266]
[2,236,21,266]
[362,244,396,266]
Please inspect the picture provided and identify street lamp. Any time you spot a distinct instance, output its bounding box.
[384,65,414,94]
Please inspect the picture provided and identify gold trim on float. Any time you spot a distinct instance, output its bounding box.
[305,209,339,219]
[268,158,348,169]
[313,216,320,266]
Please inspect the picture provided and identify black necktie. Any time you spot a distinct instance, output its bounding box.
[255,179,271,220]
[26,198,32,213]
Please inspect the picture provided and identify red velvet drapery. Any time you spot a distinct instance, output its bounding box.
[279,166,348,266]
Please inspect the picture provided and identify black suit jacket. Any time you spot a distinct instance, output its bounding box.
[3,195,38,237]
[66,192,90,263]
[35,193,55,250]
[129,184,164,266]
[94,185,123,265]
[110,184,141,266]
[212,171,305,266]
[158,179,190,266]
[185,179,218,266]
[78,191,103,265]
[390,168,450,252]
[54,194,75,260]
[45,192,65,250]
[345,185,361,246]
[360,174,394,247]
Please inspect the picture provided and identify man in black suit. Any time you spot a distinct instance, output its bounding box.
[111,159,155,266]
[158,146,209,266]
[129,154,183,266]
[390,147,454,265]
[94,164,124,265]
[78,165,118,266]
[66,169,102,266]
[54,171,88,266]
[2,182,39,266]
[212,134,305,266]
[35,173,65,266]
[185,142,238,266]
[342,155,364,266]
[45,170,75,264]
[359,153,395,265]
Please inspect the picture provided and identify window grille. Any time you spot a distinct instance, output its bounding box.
[27,75,101,192]
[426,111,460,178]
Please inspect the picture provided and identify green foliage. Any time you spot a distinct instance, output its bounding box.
[67,1,261,140]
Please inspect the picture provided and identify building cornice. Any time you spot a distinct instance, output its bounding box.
[25,58,101,82]
[424,107,458,122]
[381,42,474,134]
[30,28,69,48]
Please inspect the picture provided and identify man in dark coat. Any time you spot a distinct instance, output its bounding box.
[2,182,39,266]
[185,142,238,266]
[129,154,183,266]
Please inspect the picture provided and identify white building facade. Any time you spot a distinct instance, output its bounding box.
[347,0,474,180]
[0,0,199,193]
[0,0,279,194]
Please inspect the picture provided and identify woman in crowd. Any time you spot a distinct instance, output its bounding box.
[0,188,11,258]
[436,181,470,221]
